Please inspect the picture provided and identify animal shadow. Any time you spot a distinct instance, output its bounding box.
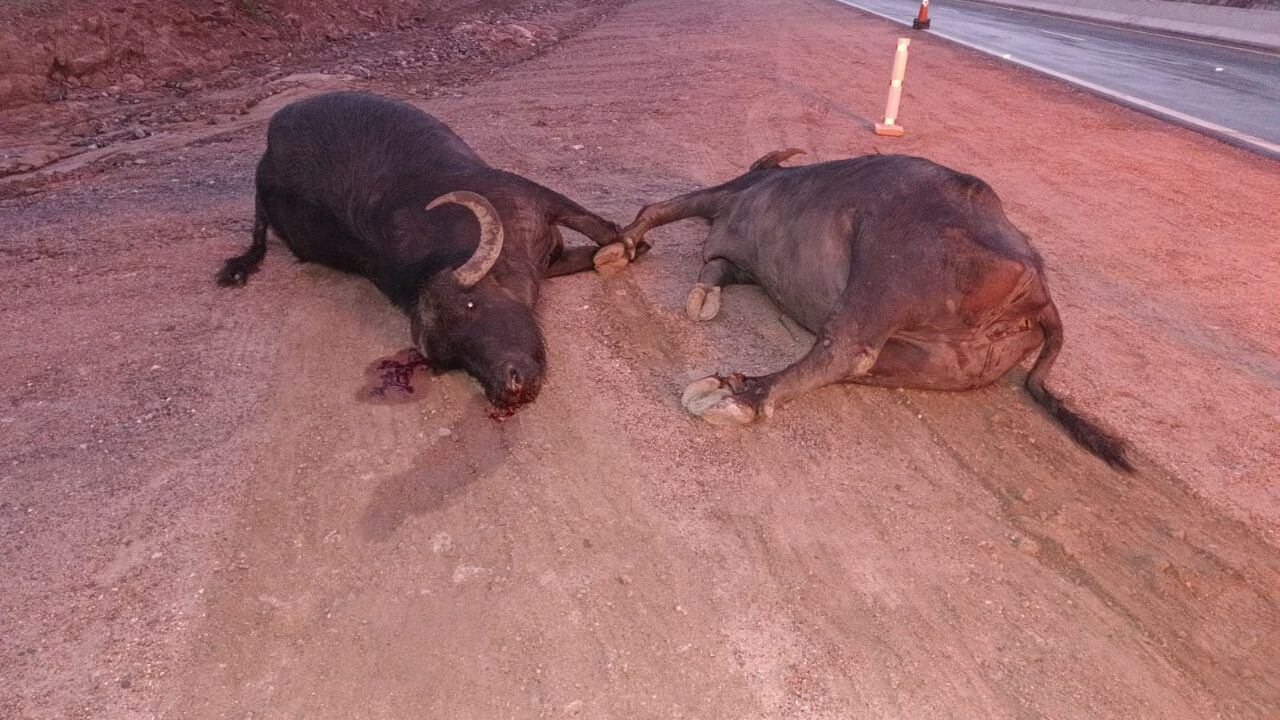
[359,403,510,541]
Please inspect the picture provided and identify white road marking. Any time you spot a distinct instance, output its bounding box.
[834,0,1280,159]
[1039,29,1085,42]
[951,0,1280,58]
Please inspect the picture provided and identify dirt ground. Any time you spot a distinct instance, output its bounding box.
[2,0,1279,717]
[0,0,576,111]
[0,0,610,177]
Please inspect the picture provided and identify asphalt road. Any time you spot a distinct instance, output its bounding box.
[836,0,1280,157]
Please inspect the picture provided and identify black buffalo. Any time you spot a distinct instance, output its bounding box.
[217,91,631,411]
[619,150,1131,471]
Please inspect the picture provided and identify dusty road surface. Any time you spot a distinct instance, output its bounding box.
[3,0,1279,717]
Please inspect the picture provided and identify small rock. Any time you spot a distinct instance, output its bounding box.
[570,144,584,151]
[437,427,452,438]
[564,700,583,715]
[452,565,491,584]
[1020,487,1037,503]
[120,74,145,93]
[618,574,632,585]
[1013,535,1041,556]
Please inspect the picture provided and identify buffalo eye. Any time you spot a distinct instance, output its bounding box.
[465,301,475,309]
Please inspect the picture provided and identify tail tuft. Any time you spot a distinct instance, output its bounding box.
[216,194,269,287]
[1025,382,1133,472]
[215,249,265,286]
[1027,301,1133,472]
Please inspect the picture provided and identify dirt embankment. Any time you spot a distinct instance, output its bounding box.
[0,0,603,178]
[0,0,538,109]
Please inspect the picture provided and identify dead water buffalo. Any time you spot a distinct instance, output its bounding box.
[619,150,1131,470]
[217,91,631,412]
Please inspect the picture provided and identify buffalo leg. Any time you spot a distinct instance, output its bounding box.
[620,189,728,258]
[552,202,621,248]
[543,191,639,277]
[544,246,601,278]
[682,290,901,425]
[686,257,743,321]
[544,190,621,247]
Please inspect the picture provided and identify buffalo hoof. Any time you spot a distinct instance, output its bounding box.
[680,376,757,426]
[593,242,630,276]
[685,283,721,321]
[618,234,653,261]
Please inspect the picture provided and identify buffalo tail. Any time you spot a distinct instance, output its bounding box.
[1026,303,1134,472]
[216,193,270,287]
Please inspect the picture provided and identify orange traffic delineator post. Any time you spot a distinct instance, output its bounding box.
[912,0,931,29]
[874,38,911,137]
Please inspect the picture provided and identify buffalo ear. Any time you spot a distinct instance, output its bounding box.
[411,347,433,370]
[394,347,431,368]
[411,344,448,375]
[409,302,436,359]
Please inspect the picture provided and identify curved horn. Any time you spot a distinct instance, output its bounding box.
[749,148,807,172]
[427,190,504,288]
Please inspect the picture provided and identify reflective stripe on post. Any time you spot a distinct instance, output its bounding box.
[874,38,911,137]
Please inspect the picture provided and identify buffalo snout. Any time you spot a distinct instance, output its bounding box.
[484,356,544,411]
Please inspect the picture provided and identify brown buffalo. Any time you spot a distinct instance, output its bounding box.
[619,150,1131,471]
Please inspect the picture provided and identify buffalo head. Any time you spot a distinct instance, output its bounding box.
[410,191,546,412]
